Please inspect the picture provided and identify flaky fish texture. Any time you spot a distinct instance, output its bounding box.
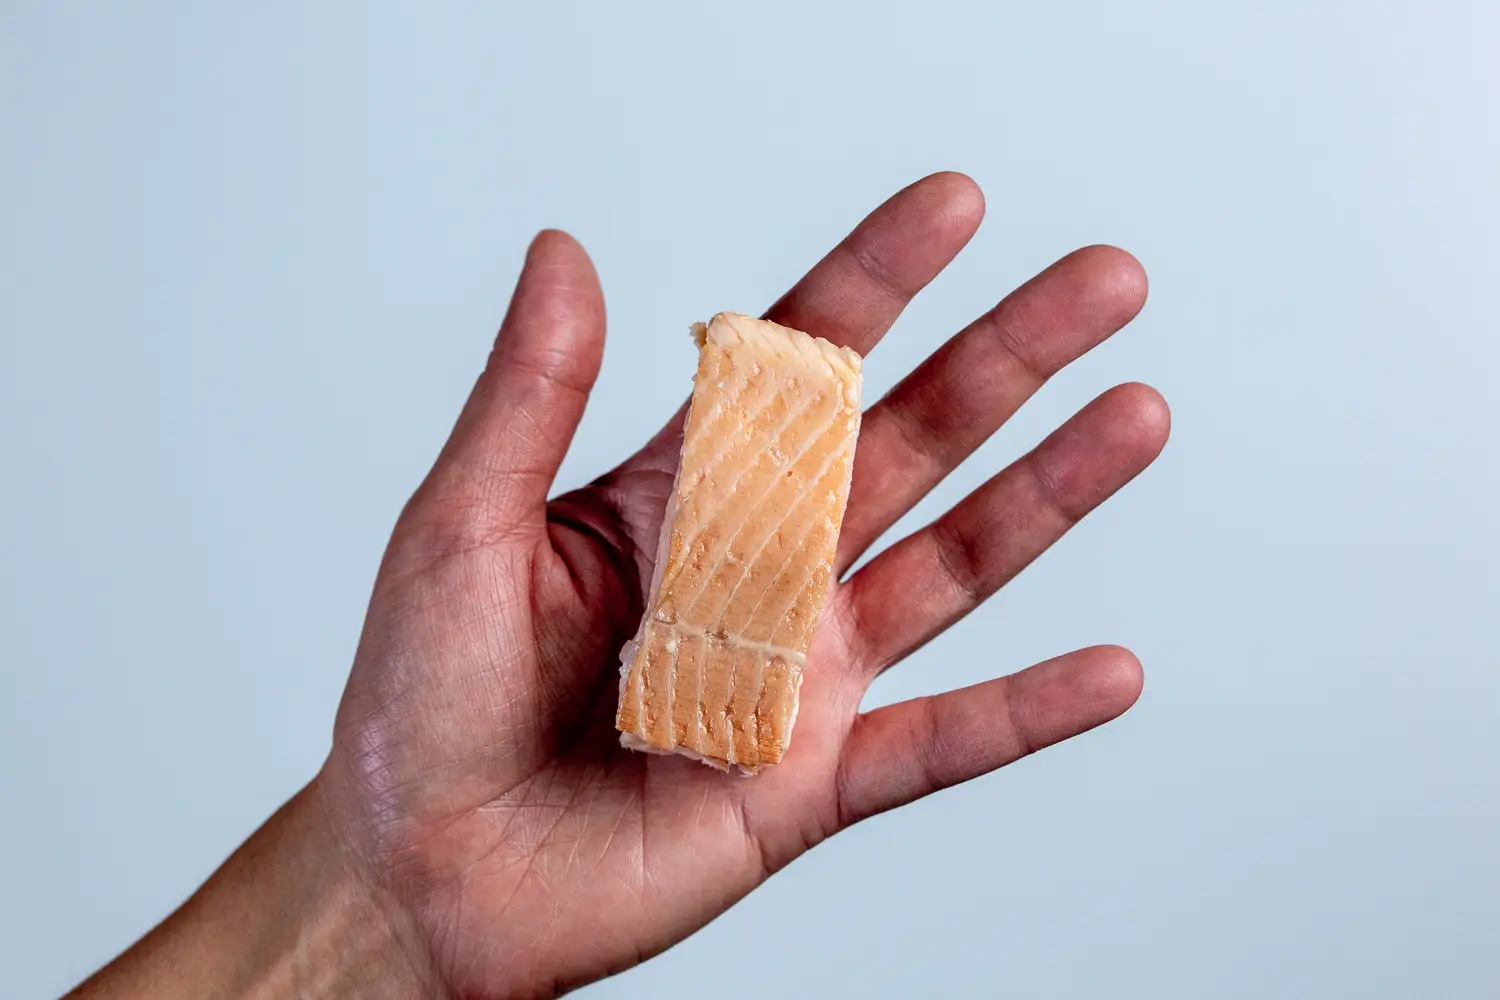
[615,312,863,773]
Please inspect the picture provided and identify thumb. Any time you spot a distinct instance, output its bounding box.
[409,230,606,555]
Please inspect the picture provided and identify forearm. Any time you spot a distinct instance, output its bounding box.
[66,782,444,1000]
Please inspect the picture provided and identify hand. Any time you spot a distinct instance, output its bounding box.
[69,172,1169,1000]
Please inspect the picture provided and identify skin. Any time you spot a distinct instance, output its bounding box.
[68,172,1170,1000]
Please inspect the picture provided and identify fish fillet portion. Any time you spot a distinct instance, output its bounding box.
[615,312,863,773]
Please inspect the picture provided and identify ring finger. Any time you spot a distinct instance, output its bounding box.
[839,382,1170,678]
[836,245,1149,575]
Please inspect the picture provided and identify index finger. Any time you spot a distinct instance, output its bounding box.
[612,171,985,479]
[765,170,985,352]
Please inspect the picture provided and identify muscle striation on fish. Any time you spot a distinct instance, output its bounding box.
[615,312,863,773]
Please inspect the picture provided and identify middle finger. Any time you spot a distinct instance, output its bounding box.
[836,245,1148,574]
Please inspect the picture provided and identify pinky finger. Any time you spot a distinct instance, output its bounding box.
[833,645,1143,827]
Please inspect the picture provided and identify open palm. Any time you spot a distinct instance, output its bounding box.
[317,173,1169,999]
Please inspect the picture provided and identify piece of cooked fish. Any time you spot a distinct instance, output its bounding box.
[615,312,863,773]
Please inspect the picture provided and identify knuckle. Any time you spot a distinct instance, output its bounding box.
[1025,450,1083,524]
[929,517,988,607]
[396,480,535,566]
[849,241,911,303]
[906,699,948,795]
[988,314,1048,383]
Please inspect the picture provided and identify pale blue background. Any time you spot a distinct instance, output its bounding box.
[2,3,1497,997]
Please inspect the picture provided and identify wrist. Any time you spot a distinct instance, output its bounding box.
[247,779,445,999]
[69,779,445,1000]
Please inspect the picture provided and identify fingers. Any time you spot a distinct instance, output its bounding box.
[836,246,1148,573]
[609,172,985,481]
[764,171,985,353]
[842,383,1170,677]
[834,645,1143,826]
[418,231,606,544]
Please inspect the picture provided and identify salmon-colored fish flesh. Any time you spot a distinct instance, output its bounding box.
[615,312,863,772]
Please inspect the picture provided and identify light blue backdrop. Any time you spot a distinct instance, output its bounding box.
[2,3,1496,997]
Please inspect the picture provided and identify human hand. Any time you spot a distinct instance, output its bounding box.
[67,172,1168,1000]
[310,171,1169,998]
